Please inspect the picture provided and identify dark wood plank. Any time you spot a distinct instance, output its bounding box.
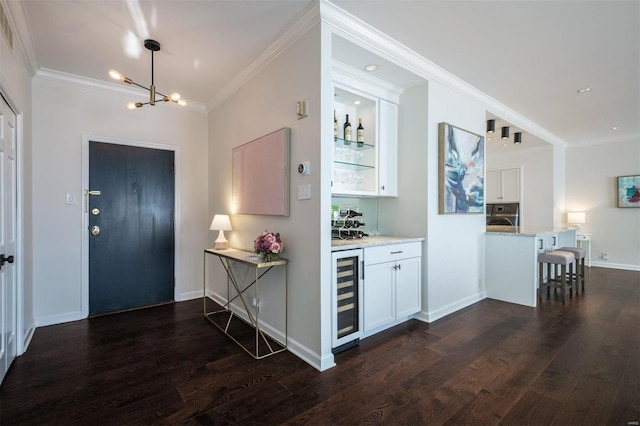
[0,267,638,425]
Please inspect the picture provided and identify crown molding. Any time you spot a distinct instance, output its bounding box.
[320,0,568,148]
[4,0,39,77]
[205,0,321,112]
[35,68,207,113]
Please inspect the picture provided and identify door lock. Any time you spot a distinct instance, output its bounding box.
[91,226,100,236]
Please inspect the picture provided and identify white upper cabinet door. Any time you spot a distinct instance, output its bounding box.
[486,168,520,203]
[485,170,502,203]
[500,168,521,202]
[377,99,398,197]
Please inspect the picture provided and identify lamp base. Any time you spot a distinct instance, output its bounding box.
[214,230,229,250]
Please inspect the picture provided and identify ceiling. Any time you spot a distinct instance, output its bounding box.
[19,0,639,147]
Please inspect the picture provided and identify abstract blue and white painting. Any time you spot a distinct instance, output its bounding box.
[617,175,640,208]
[439,122,485,214]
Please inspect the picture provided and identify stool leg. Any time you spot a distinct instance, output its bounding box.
[562,264,567,302]
[539,262,543,297]
[580,258,586,292]
[574,260,580,294]
[546,263,551,296]
[569,262,574,297]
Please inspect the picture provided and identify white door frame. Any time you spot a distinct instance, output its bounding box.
[81,135,181,318]
[0,90,21,384]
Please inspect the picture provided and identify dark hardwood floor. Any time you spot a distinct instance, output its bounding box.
[1,267,638,425]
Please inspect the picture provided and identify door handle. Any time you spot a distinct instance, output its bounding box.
[84,189,101,213]
[91,226,100,236]
[0,254,14,270]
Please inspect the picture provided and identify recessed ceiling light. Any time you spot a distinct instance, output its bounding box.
[365,64,378,72]
[611,126,620,130]
[576,87,592,94]
[354,100,361,105]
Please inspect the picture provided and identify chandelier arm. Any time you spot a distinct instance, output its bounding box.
[128,80,151,92]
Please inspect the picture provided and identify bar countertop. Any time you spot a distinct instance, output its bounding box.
[486,226,578,237]
[331,235,424,251]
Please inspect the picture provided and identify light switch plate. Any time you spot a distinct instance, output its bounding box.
[297,184,311,200]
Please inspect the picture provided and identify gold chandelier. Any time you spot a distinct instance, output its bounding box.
[109,39,185,109]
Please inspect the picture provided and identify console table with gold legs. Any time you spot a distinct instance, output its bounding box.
[203,248,287,359]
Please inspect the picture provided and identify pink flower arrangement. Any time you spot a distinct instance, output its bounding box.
[254,230,283,262]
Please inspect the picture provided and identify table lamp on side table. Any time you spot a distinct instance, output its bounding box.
[210,214,232,249]
[567,211,586,230]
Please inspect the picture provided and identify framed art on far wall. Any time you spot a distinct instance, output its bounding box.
[617,175,640,208]
[438,122,485,214]
[232,128,291,216]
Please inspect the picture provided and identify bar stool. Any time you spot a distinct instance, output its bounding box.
[538,250,575,302]
[555,246,587,293]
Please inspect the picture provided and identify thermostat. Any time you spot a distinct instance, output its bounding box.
[298,161,310,175]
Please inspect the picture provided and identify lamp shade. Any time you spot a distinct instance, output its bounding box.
[210,214,232,249]
[567,212,586,225]
[210,214,232,231]
[501,126,510,139]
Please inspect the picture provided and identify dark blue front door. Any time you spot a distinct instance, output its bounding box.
[89,142,175,316]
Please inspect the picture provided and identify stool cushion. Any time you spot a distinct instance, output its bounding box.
[556,247,587,259]
[538,250,575,265]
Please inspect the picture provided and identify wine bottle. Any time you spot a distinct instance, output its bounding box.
[333,111,338,138]
[343,114,352,144]
[357,118,364,147]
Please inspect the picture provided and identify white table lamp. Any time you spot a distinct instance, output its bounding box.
[210,214,232,249]
[567,211,586,229]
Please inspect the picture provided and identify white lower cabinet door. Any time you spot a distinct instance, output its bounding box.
[395,257,421,318]
[363,262,395,331]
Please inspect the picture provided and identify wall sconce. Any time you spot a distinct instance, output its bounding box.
[567,211,586,229]
[487,119,495,133]
[210,214,232,249]
[514,132,522,144]
[501,126,510,139]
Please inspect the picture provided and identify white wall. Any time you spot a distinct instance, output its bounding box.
[378,82,429,302]
[208,25,324,368]
[566,139,640,270]
[0,13,34,352]
[486,144,555,228]
[421,80,487,322]
[32,78,208,325]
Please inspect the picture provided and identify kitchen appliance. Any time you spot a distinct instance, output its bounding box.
[486,203,520,226]
[331,248,363,353]
[332,209,368,240]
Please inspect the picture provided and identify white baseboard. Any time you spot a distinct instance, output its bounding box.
[415,291,486,323]
[590,261,640,271]
[21,320,36,355]
[35,311,83,327]
[178,290,204,301]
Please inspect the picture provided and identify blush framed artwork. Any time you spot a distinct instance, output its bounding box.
[438,122,485,214]
[617,175,640,208]
[232,128,291,216]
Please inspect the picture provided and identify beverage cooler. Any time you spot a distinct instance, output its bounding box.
[331,248,363,353]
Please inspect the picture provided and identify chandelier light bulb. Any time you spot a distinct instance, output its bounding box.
[127,102,137,110]
[178,99,187,106]
[169,92,181,102]
[109,70,123,80]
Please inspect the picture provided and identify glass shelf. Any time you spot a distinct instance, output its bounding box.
[333,160,375,171]
[334,137,374,150]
